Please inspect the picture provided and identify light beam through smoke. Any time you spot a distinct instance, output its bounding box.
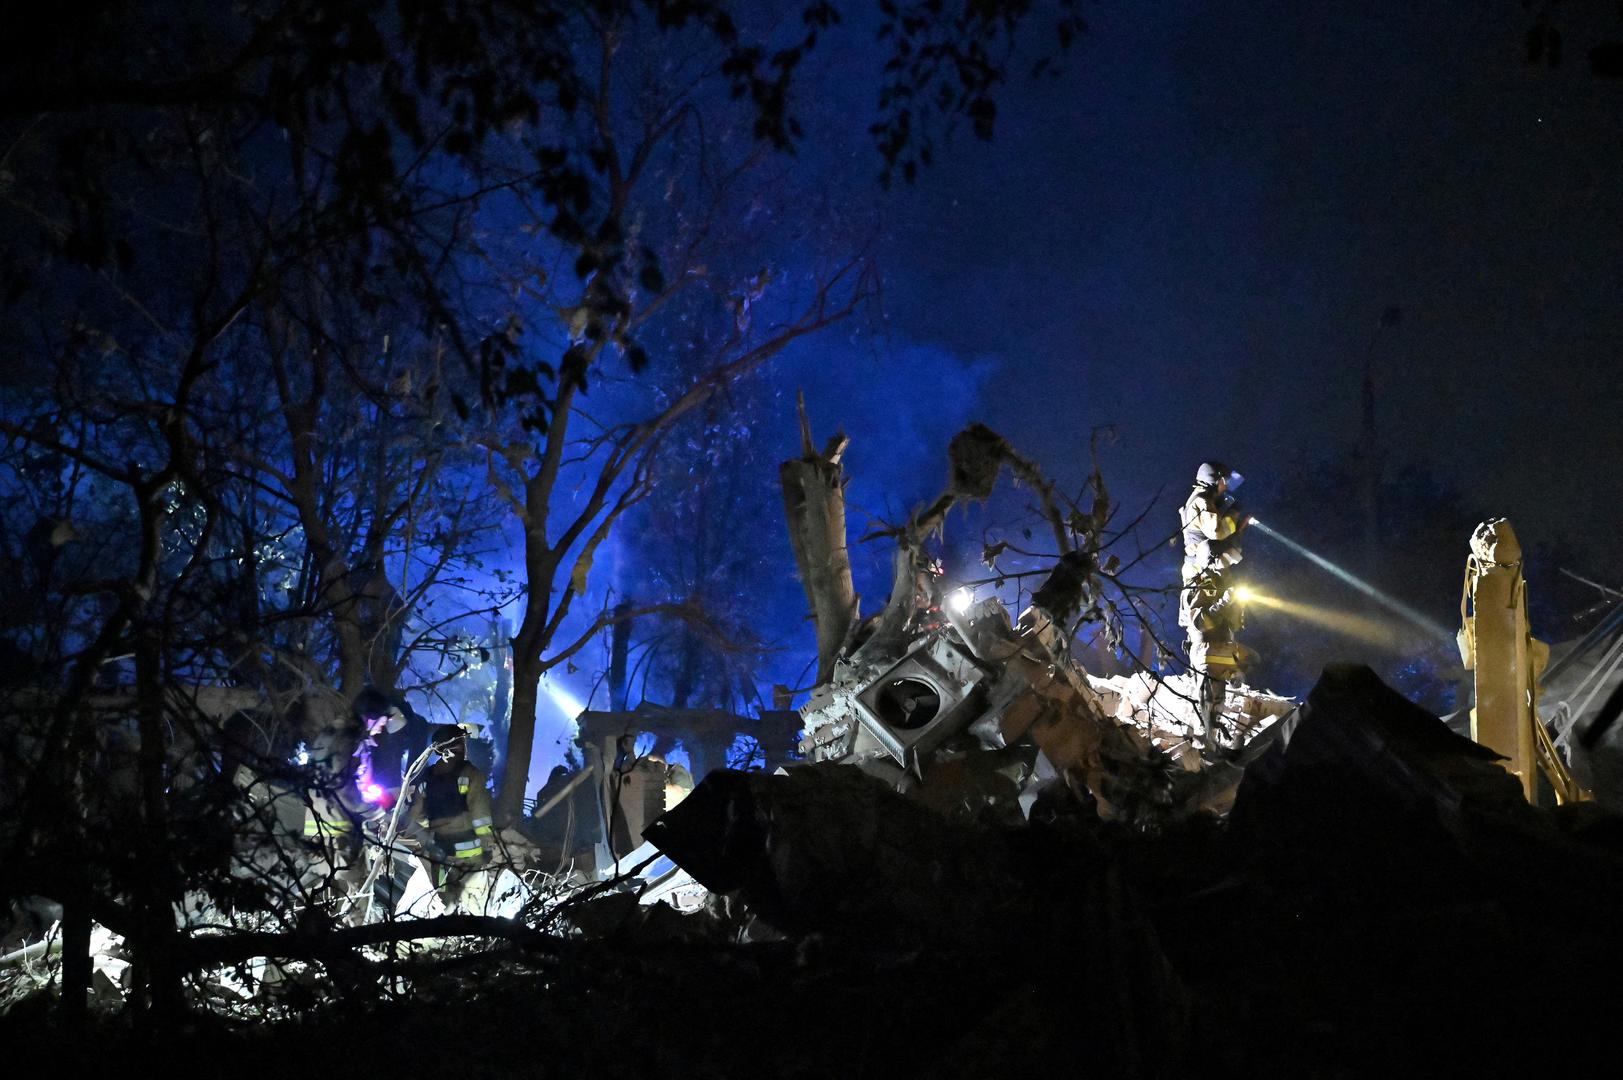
[1249,518,1453,642]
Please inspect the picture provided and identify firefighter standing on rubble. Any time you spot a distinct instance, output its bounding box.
[401,724,498,911]
[1179,461,1254,742]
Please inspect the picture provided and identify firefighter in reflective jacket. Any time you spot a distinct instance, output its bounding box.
[401,724,497,908]
[1178,461,1253,736]
[298,784,372,921]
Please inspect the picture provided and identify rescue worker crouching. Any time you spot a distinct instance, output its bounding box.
[400,724,499,913]
[1178,461,1256,741]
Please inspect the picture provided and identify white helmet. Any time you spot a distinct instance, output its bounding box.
[1196,461,1243,490]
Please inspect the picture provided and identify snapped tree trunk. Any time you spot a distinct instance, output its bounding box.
[488,615,513,782]
[780,398,858,684]
[499,629,545,824]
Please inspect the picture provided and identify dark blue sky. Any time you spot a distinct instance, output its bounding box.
[775,0,1623,579]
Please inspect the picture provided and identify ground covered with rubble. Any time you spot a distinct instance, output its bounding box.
[5,665,1622,1078]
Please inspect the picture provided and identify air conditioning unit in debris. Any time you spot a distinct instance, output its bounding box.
[852,633,989,772]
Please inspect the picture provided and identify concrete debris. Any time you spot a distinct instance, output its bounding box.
[8,663,1623,1076]
[1087,669,1296,760]
[631,664,1623,1076]
[0,920,129,1011]
[393,864,532,920]
[796,584,1293,825]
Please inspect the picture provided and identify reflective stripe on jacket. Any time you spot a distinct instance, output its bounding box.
[302,816,355,837]
[404,761,495,864]
[303,790,358,840]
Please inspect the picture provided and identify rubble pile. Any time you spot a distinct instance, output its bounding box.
[794,582,1295,829]
[7,666,1623,1075]
[624,663,1623,1076]
[1087,669,1295,758]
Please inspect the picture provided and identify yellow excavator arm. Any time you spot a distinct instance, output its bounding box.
[1459,518,1584,804]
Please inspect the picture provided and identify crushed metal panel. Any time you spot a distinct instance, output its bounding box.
[796,588,1300,822]
[852,634,989,771]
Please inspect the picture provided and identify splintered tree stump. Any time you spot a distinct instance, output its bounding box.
[780,394,858,683]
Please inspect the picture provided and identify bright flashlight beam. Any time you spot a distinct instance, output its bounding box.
[544,681,586,720]
[1245,592,1414,650]
[1249,519,1453,642]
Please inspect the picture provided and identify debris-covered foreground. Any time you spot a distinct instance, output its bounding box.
[6,665,1623,1077]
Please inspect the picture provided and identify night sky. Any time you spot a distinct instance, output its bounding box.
[778,0,1623,578]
